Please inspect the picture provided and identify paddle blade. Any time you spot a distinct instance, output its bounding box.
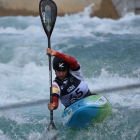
[48,120,56,131]
[39,0,57,38]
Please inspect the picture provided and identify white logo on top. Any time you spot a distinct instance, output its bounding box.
[42,12,46,23]
[59,63,64,69]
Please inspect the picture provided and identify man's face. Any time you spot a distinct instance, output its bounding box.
[55,70,68,80]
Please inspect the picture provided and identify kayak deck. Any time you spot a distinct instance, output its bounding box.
[62,95,112,130]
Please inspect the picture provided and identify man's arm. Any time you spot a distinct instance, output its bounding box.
[48,83,59,110]
[47,96,58,110]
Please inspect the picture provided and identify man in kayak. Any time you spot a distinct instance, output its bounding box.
[47,48,91,110]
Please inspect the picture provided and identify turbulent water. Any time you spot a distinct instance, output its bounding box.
[0,5,140,140]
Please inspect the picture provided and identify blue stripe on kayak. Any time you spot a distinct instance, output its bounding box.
[65,105,99,130]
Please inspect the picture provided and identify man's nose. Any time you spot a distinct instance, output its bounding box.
[60,72,63,75]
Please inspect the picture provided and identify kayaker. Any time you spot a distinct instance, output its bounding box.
[47,48,91,110]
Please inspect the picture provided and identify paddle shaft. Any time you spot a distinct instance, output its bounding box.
[48,36,54,122]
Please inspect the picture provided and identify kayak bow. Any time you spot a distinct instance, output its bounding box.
[62,95,112,130]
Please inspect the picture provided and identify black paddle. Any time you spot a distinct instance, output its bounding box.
[39,0,57,131]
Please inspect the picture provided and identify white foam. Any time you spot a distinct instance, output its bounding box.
[0,25,44,35]
[0,6,140,37]
[0,130,11,140]
[86,68,140,108]
[27,129,57,140]
[0,62,54,105]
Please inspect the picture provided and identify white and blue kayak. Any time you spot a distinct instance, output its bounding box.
[62,94,112,130]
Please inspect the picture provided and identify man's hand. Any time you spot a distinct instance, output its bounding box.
[48,102,55,110]
[47,48,56,56]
